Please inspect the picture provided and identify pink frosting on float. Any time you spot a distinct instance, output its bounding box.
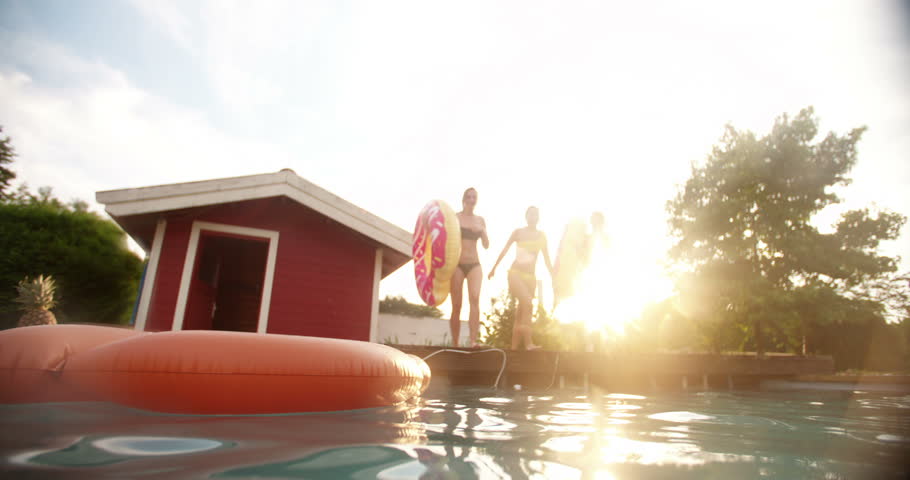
[413,201,450,305]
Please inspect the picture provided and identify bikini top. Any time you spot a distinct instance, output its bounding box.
[516,234,544,253]
[514,234,544,266]
[461,227,481,241]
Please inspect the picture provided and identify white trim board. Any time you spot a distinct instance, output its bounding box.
[369,247,383,342]
[134,218,167,331]
[172,221,280,333]
[96,170,410,258]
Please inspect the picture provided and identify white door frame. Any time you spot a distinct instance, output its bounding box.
[134,218,167,331]
[369,247,383,342]
[172,221,280,333]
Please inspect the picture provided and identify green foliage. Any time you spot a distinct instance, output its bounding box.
[479,292,514,348]
[532,305,569,351]
[480,291,569,350]
[620,298,694,353]
[0,126,16,200]
[810,316,909,372]
[378,295,443,318]
[667,107,907,362]
[0,194,143,328]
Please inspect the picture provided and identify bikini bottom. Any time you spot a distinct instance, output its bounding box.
[458,263,481,276]
[508,267,536,297]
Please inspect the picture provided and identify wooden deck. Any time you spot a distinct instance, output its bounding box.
[394,345,835,391]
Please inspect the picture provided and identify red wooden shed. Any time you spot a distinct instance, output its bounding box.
[96,170,412,342]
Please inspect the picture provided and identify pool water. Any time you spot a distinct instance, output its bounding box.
[1,386,908,479]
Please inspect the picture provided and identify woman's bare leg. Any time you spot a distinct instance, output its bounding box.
[508,270,534,350]
[466,265,483,347]
[522,298,539,350]
[511,299,526,351]
[450,267,466,347]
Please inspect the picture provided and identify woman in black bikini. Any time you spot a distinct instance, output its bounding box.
[450,188,489,348]
[489,206,554,350]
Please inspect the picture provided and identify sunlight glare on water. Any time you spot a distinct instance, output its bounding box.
[1,387,909,479]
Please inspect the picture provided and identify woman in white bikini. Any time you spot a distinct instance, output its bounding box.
[488,206,554,350]
[449,188,489,348]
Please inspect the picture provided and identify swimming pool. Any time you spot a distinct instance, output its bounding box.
[2,386,908,478]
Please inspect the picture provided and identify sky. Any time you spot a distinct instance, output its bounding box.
[1,0,908,322]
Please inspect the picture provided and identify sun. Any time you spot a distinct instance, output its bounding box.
[554,236,671,337]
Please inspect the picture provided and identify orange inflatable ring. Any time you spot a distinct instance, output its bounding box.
[0,324,143,404]
[413,200,461,306]
[0,325,431,415]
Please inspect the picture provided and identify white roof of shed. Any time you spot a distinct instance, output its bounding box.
[96,169,413,275]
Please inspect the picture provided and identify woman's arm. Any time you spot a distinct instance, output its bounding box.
[541,234,555,277]
[480,217,490,249]
[488,230,516,279]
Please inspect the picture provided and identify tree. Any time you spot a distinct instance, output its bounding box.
[0,191,144,329]
[0,126,16,200]
[668,107,906,356]
[0,129,144,329]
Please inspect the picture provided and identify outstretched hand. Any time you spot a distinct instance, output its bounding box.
[488,268,496,280]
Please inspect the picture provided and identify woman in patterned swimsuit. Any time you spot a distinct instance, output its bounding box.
[488,206,554,350]
[450,187,489,348]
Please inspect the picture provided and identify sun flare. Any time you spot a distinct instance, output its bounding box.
[554,235,671,338]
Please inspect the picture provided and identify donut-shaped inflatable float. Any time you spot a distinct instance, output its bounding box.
[0,325,431,415]
[413,200,461,306]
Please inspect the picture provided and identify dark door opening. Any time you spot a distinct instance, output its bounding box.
[187,233,269,332]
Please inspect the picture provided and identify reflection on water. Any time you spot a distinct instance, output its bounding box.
[11,435,227,468]
[1,388,909,479]
[92,436,224,456]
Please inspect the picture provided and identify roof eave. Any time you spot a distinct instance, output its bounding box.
[96,170,412,259]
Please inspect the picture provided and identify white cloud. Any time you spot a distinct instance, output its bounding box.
[0,32,296,214]
[128,0,198,54]
[3,0,908,307]
[195,0,339,113]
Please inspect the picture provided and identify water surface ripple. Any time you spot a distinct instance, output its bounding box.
[1,388,908,478]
